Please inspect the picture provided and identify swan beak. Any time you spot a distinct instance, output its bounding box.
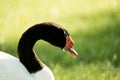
[63,47,78,58]
[64,36,78,58]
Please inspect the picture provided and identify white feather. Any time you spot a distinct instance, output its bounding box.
[0,51,55,80]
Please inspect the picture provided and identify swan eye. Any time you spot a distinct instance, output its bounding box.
[63,30,68,37]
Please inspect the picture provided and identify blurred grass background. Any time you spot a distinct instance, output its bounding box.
[0,0,120,80]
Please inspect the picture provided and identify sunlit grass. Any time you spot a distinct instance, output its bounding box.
[0,0,120,80]
[53,62,120,80]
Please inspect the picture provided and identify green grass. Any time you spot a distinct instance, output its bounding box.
[0,0,120,80]
[53,62,120,80]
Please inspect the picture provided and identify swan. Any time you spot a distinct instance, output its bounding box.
[0,22,78,80]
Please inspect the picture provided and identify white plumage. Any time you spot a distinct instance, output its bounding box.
[0,51,54,80]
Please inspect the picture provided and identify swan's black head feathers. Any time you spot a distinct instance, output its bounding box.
[24,22,69,49]
[40,22,69,49]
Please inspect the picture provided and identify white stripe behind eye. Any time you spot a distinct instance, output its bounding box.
[63,30,68,37]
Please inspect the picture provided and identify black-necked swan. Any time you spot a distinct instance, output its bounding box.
[0,22,78,80]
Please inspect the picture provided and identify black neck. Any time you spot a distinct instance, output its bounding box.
[18,26,44,73]
[17,22,67,73]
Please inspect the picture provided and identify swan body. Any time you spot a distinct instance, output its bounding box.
[0,51,54,80]
[0,22,77,80]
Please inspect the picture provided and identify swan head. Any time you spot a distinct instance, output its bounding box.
[20,22,78,58]
[37,22,78,58]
